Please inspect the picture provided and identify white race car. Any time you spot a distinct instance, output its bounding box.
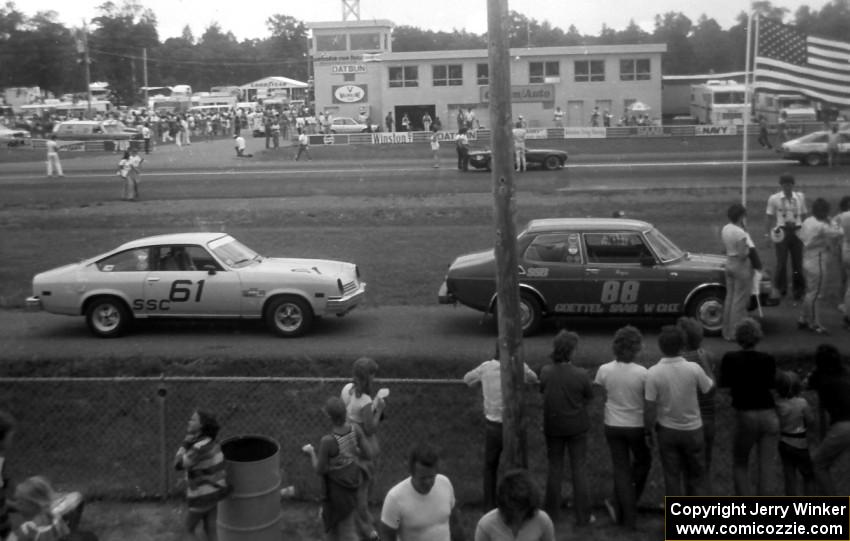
[26,232,366,338]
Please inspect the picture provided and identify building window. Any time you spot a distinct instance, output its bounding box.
[476,63,489,85]
[350,33,381,51]
[574,60,604,82]
[389,66,419,88]
[433,64,463,86]
[529,61,559,83]
[316,34,346,52]
[620,59,651,81]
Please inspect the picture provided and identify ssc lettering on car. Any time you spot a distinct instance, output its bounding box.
[600,280,639,304]
[132,299,170,311]
[526,267,549,277]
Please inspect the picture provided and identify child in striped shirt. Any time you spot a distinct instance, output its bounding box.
[174,410,229,541]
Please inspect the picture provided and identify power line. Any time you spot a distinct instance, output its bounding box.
[88,47,308,67]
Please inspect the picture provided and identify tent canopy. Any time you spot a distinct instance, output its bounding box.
[628,101,651,113]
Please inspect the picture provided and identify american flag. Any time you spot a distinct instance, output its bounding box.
[754,18,850,107]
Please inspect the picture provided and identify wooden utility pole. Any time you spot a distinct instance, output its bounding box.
[487,0,527,469]
[82,21,92,119]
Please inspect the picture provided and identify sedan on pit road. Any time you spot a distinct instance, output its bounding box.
[468,147,568,171]
[438,218,776,336]
[779,129,850,166]
[26,232,367,338]
[329,117,379,134]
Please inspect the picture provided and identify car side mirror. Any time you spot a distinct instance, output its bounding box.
[639,255,655,267]
[203,264,217,275]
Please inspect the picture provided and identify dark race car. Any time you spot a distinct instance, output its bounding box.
[468,147,568,171]
[438,217,777,336]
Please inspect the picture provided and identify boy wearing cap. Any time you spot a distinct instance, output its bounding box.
[766,174,807,301]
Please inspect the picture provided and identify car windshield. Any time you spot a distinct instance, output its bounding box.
[209,237,260,268]
[645,227,685,262]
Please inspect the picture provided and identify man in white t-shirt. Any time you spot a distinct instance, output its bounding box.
[645,325,713,497]
[380,444,461,541]
[593,325,650,528]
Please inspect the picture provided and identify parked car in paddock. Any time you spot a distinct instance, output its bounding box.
[329,116,379,133]
[0,124,31,147]
[26,232,367,338]
[468,147,568,171]
[438,218,777,336]
[779,128,850,166]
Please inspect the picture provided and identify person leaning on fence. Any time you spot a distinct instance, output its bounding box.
[677,316,718,487]
[463,341,539,511]
[592,325,650,529]
[539,329,593,526]
[806,343,850,495]
[644,325,713,497]
[474,469,554,541]
[0,410,16,539]
[303,396,373,541]
[718,318,778,496]
[173,409,229,541]
[341,357,385,541]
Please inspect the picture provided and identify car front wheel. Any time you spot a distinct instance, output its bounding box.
[543,155,561,170]
[687,289,724,336]
[805,153,824,166]
[519,292,543,336]
[265,296,314,337]
[85,296,132,338]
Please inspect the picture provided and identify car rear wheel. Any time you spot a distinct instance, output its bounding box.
[543,155,561,171]
[265,295,314,337]
[686,289,724,336]
[85,296,132,338]
[805,153,824,166]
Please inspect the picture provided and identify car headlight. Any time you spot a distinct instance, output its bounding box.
[337,279,344,294]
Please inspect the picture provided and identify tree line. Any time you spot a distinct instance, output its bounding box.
[0,0,847,107]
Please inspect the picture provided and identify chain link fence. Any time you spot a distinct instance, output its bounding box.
[2,377,848,507]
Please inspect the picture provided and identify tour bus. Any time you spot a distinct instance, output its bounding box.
[753,91,817,125]
[690,80,750,125]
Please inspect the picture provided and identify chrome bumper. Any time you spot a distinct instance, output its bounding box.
[326,283,367,315]
[437,281,455,304]
[25,295,43,311]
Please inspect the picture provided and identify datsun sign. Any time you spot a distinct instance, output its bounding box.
[332,84,367,104]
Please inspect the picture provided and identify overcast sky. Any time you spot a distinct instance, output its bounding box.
[17,0,831,40]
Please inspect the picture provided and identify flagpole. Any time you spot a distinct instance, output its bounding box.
[742,11,757,208]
